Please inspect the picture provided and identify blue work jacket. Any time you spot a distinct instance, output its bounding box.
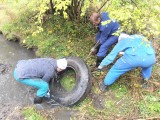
[96,12,120,44]
[100,35,156,67]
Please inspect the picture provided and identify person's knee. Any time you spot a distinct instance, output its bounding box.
[104,79,113,86]
[42,82,49,90]
[103,73,118,85]
[37,82,49,97]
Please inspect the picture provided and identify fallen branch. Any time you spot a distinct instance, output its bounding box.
[148,81,160,87]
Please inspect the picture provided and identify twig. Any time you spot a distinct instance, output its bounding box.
[148,81,160,87]
[97,0,109,13]
[134,116,160,120]
[115,95,126,105]
[131,0,138,7]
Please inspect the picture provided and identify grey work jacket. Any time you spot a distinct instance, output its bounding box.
[15,58,57,82]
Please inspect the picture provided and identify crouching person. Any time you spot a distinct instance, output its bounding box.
[14,58,67,104]
[98,33,156,92]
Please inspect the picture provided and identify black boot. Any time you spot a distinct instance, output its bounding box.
[141,79,149,89]
[34,96,43,104]
[95,56,104,67]
[99,81,108,92]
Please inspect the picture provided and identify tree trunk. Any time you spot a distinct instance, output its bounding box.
[50,0,54,14]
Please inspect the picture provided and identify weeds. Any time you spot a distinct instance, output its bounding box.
[0,1,160,119]
[23,107,46,120]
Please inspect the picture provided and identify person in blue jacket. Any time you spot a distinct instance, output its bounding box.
[90,12,120,67]
[98,33,156,92]
[14,58,67,104]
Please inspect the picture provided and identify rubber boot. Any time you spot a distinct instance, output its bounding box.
[34,96,43,104]
[141,79,149,89]
[99,81,108,92]
[95,56,104,67]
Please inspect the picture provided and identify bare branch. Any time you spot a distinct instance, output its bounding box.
[97,0,110,13]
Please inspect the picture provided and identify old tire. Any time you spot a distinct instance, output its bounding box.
[50,56,92,106]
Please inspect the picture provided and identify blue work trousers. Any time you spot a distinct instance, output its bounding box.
[14,70,49,97]
[103,54,156,85]
[97,35,118,57]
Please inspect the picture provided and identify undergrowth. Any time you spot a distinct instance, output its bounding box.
[1,2,160,120]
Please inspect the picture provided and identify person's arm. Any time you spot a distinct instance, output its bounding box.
[99,25,112,44]
[99,39,130,68]
[42,70,54,83]
[96,31,101,42]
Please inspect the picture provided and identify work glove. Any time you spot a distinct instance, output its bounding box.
[98,65,103,70]
[93,65,103,76]
[119,52,125,55]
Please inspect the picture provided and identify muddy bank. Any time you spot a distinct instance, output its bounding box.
[0,35,35,104]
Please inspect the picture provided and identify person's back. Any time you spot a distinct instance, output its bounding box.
[124,35,155,57]
[120,35,156,68]
[16,58,57,82]
[14,58,67,104]
[99,12,119,34]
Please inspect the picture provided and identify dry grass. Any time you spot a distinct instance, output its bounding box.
[0,4,18,29]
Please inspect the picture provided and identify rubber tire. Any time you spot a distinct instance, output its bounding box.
[50,56,92,106]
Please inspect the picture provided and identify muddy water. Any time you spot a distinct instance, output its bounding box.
[0,34,35,105]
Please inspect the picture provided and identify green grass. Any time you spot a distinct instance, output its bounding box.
[1,1,160,119]
[23,107,46,120]
[60,69,76,91]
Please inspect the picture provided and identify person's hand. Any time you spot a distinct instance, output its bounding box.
[92,65,103,76]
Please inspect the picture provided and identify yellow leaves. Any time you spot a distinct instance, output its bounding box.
[54,0,71,17]
[81,0,90,17]
[63,11,68,19]
[22,39,26,44]
[145,44,151,47]
[133,83,141,88]
[48,30,52,34]
[61,39,74,56]
[32,26,44,36]
[140,37,151,47]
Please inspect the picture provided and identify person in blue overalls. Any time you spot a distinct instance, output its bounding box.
[14,58,67,104]
[98,33,156,92]
[90,12,120,67]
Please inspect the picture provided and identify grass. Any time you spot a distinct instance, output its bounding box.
[60,69,76,91]
[23,107,46,120]
[0,1,160,119]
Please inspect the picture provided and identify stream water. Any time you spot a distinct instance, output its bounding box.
[0,34,35,105]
